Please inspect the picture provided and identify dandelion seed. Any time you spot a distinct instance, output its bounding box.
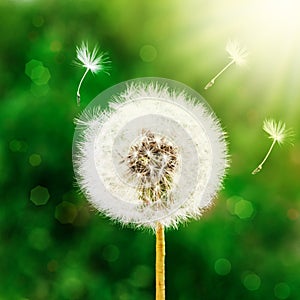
[204,39,248,90]
[74,42,110,106]
[252,119,293,174]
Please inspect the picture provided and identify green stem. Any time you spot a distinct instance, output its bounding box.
[156,223,165,300]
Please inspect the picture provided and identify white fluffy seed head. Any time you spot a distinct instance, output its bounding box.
[73,78,228,230]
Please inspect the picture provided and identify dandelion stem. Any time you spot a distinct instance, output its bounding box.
[204,60,235,90]
[156,222,165,300]
[252,139,277,175]
[76,68,90,106]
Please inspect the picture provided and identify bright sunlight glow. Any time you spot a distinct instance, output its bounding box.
[248,0,300,44]
[174,0,300,118]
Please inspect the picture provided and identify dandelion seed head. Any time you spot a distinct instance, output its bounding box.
[73,78,228,229]
[226,40,248,65]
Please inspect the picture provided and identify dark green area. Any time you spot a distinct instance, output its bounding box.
[1,0,300,299]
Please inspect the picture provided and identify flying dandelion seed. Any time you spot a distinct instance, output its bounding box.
[252,119,293,175]
[74,42,110,106]
[204,40,248,90]
[72,78,228,299]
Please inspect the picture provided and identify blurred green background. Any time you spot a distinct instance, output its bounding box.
[1,0,300,299]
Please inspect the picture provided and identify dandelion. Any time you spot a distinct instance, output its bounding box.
[72,78,228,299]
[74,42,110,106]
[204,40,248,90]
[252,119,293,174]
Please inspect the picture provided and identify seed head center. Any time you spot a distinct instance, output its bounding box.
[126,130,178,205]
